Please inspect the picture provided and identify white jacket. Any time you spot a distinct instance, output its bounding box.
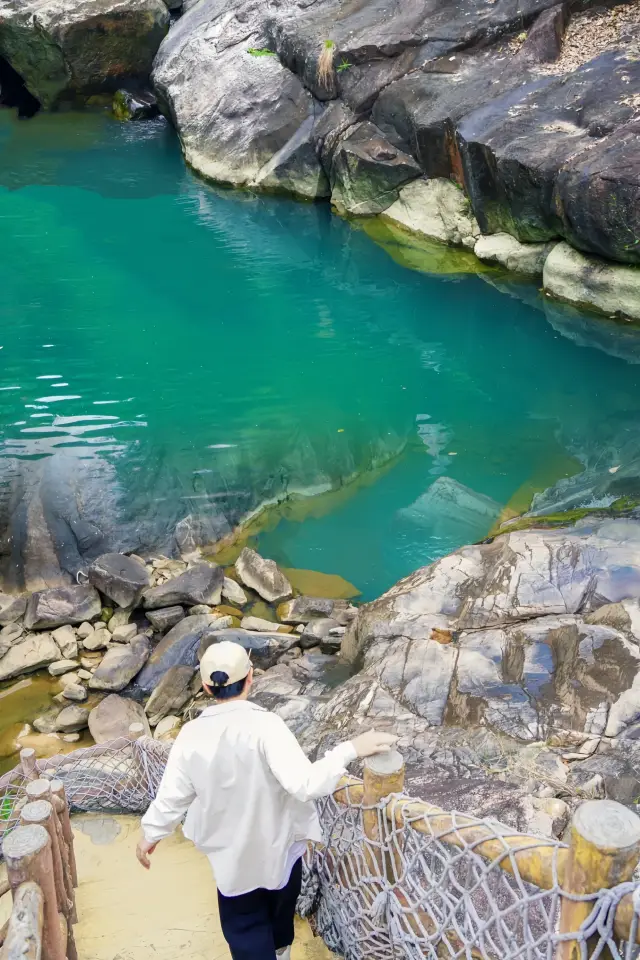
[141,700,357,895]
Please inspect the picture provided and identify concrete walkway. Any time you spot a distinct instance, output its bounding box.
[72,814,335,960]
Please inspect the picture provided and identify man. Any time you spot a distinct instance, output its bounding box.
[137,640,397,960]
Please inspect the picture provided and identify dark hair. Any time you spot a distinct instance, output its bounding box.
[208,670,249,700]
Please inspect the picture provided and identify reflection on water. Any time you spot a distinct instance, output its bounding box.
[1,111,640,599]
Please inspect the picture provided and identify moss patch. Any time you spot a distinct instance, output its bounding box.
[361,218,498,277]
[495,498,640,536]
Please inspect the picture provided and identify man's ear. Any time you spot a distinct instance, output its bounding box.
[246,666,254,689]
[203,680,213,696]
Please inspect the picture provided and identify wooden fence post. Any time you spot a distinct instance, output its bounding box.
[128,723,145,740]
[1,882,44,960]
[19,802,67,919]
[2,825,66,960]
[362,750,405,884]
[557,799,640,960]
[19,751,38,783]
[49,781,77,890]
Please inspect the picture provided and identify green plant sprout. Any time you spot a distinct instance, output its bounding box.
[337,58,351,72]
[248,48,276,57]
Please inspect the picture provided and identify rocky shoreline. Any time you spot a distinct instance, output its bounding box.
[0,0,638,320]
[4,513,640,840]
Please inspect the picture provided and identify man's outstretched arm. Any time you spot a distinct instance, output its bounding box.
[137,736,196,868]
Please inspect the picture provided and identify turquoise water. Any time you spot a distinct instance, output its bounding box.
[1,111,640,599]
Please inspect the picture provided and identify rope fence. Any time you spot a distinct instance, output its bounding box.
[0,736,639,959]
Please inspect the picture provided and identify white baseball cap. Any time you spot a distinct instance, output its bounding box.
[200,640,251,687]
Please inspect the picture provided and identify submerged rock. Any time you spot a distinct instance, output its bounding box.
[235,549,292,604]
[25,585,101,630]
[88,553,150,609]
[143,562,223,610]
[0,0,169,109]
[399,477,501,544]
[543,243,640,321]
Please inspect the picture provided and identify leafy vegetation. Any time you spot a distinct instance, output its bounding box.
[337,58,351,73]
[248,47,276,57]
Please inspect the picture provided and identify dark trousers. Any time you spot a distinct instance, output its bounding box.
[217,858,302,960]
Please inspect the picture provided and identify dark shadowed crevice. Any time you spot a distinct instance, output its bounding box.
[0,57,40,118]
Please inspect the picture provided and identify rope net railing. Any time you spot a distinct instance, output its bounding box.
[0,738,639,960]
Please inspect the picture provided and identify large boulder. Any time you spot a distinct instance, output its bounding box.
[278,596,335,624]
[198,627,297,672]
[543,243,640,322]
[88,694,150,743]
[152,0,326,196]
[88,635,151,692]
[0,633,61,681]
[25,585,101,630]
[0,0,169,109]
[146,606,185,632]
[53,705,90,733]
[132,614,222,694]
[145,665,195,725]
[87,553,150,608]
[142,562,223,610]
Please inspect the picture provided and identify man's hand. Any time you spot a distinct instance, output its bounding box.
[350,730,398,759]
[136,836,158,869]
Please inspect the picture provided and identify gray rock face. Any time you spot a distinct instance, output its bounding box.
[235,548,293,604]
[146,606,185,632]
[25,585,102,631]
[474,234,556,278]
[0,594,26,626]
[89,635,151,692]
[279,596,335,624]
[133,614,221,694]
[145,665,195,725]
[143,562,223,610]
[543,243,640,322]
[88,694,150,743]
[88,553,150,608]
[383,178,480,248]
[222,578,247,608]
[0,633,62,681]
[0,0,169,109]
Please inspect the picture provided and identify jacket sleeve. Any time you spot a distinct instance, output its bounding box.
[141,736,196,844]
[262,717,357,802]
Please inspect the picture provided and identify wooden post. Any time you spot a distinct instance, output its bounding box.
[557,799,640,960]
[49,781,77,890]
[2,825,66,960]
[1,882,44,960]
[19,751,38,783]
[128,723,145,740]
[362,750,405,883]
[19,802,67,918]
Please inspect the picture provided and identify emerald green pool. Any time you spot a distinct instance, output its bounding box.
[1,110,640,600]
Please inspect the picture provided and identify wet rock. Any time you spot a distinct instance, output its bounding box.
[146,606,184,632]
[54,705,90,734]
[0,633,61,681]
[383,178,479,248]
[25,585,101,630]
[0,0,169,109]
[199,628,296,673]
[543,243,640,322]
[61,683,88,702]
[48,659,80,677]
[330,122,421,216]
[89,635,151,692]
[0,594,26,626]
[88,694,150,743]
[112,88,159,122]
[235,549,292,604]
[189,604,211,617]
[241,616,291,633]
[474,234,556,277]
[110,624,137,644]
[133,615,222,695]
[88,553,150,608]
[278,596,335,624]
[145,665,195,726]
[154,715,181,741]
[51,625,78,660]
[222,578,247,608]
[143,562,223,610]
